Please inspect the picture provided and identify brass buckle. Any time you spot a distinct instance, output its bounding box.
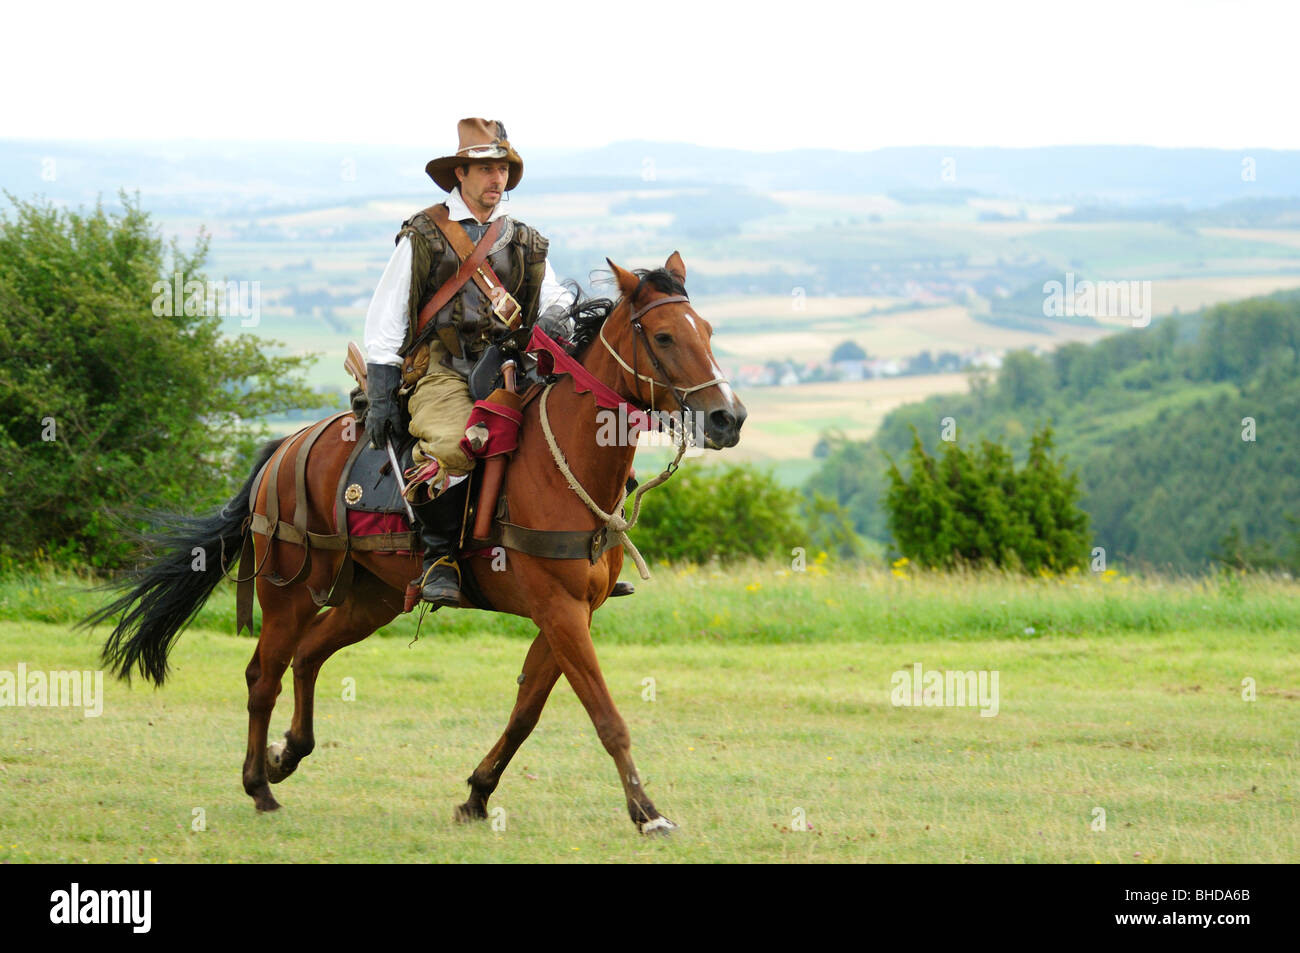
[491,291,522,329]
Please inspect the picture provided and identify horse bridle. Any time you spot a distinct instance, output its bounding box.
[597,291,729,416]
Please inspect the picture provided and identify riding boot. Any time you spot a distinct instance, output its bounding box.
[410,478,468,607]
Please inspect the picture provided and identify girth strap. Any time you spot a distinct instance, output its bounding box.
[497,520,623,564]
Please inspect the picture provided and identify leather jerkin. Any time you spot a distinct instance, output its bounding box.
[410,207,507,351]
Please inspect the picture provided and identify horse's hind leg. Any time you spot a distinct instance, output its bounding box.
[455,631,561,823]
[243,582,319,812]
[267,565,400,784]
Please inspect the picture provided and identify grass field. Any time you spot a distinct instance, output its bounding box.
[1,565,1296,863]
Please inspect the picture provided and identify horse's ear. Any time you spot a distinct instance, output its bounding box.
[606,258,640,298]
[665,251,686,284]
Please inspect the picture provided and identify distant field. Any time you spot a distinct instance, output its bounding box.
[703,300,1115,366]
[725,373,973,463]
[1200,228,1300,250]
[1148,274,1300,313]
[701,294,900,329]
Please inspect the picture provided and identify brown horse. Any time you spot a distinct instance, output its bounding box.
[87,252,746,834]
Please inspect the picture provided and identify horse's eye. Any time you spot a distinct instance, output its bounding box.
[654,333,673,347]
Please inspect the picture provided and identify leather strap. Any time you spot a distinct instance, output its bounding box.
[430,206,521,331]
[263,422,314,540]
[467,492,622,565]
[430,206,511,305]
[499,521,622,563]
[247,512,415,552]
[411,206,508,346]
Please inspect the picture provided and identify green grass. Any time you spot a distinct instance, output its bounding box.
[9,560,1300,647]
[1,565,1296,863]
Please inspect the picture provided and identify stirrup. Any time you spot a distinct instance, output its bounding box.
[417,555,461,606]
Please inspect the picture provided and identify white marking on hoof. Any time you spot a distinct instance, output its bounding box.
[641,816,676,834]
[268,741,286,767]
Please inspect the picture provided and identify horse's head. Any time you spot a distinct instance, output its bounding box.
[597,252,747,449]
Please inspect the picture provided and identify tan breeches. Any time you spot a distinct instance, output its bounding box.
[407,341,476,478]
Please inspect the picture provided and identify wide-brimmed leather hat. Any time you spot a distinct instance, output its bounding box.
[425,118,524,192]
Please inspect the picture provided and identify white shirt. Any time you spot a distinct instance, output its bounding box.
[363,188,573,366]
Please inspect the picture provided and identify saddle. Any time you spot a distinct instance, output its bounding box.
[341,436,416,513]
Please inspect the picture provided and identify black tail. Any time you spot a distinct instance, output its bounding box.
[81,438,286,686]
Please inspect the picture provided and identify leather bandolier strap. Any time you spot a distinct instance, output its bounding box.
[410,208,508,355]
[429,206,517,313]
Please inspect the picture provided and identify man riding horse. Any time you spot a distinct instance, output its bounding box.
[90,129,747,825]
[363,118,574,607]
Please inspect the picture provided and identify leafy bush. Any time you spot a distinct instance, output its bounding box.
[884,425,1089,572]
[632,463,858,565]
[0,193,324,570]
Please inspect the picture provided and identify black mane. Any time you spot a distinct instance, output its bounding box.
[567,268,688,355]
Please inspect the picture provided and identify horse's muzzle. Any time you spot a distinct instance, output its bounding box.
[702,404,746,449]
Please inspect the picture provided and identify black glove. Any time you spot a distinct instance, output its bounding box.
[536,304,574,347]
[365,362,404,451]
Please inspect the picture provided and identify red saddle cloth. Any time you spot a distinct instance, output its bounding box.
[346,511,414,555]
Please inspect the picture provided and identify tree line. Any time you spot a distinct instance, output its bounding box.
[811,289,1300,571]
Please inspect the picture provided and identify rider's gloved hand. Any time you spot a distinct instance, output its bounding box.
[365,362,405,450]
[536,304,575,349]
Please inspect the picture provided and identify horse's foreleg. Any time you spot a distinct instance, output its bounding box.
[538,602,674,835]
[269,565,400,784]
[456,631,561,823]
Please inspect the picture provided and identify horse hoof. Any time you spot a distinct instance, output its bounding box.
[639,815,677,836]
[266,740,290,784]
[250,786,281,812]
[454,802,486,824]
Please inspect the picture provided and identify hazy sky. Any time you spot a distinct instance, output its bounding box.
[5,0,1296,151]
